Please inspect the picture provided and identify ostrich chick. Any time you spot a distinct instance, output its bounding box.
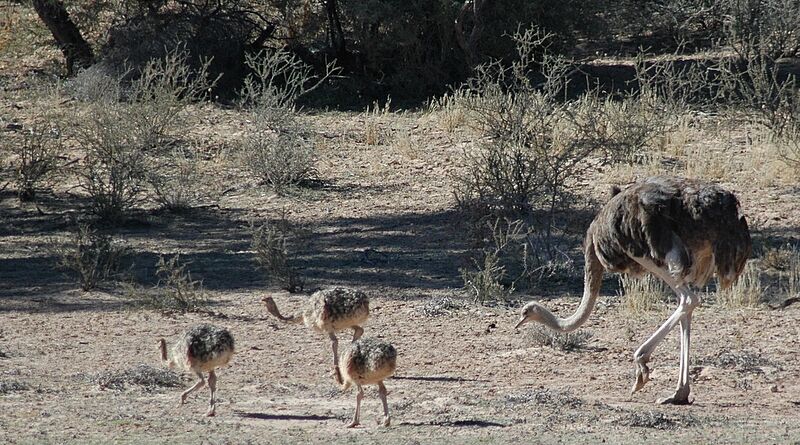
[262,287,369,384]
[159,324,235,416]
[340,337,397,428]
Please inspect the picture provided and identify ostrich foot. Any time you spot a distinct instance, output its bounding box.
[631,362,651,394]
[206,407,216,417]
[379,416,391,427]
[657,388,691,405]
[346,420,360,428]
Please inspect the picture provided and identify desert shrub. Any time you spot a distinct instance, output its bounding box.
[454,28,620,284]
[461,250,512,303]
[335,0,605,97]
[235,49,331,191]
[723,0,800,61]
[149,254,208,313]
[455,28,619,227]
[52,224,128,291]
[237,111,316,192]
[337,0,463,97]
[647,0,726,49]
[74,105,149,222]
[461,218,575,302]
[717,54,800,135]
[69,47,214,147]
[65,64,124,104]
[775,130,800,175]
[527,325,592,351]
[618,274,670,313]
[461,219,528,303]
[6,120,65,202]
[238,48,338,111]
[594,94,668,164]
[124,47,216,148]
[426,89,472,133]
[146,147,205,212]
[252,218,306,293]
[70,48,214,221]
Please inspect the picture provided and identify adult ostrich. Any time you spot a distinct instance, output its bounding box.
[515,176,751,404]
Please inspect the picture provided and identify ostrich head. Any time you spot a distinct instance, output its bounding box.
[515,301,547,329]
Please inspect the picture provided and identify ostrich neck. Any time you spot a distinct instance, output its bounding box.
[267,301,303,324]
[540,240,605,332]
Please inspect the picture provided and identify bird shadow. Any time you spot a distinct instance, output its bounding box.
[391,375,487,383]
[399,419,505,428]
[234,411,338,422]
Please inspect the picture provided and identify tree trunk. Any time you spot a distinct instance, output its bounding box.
[324,0,347,60]
[32,0,93,76]
[455,0,491,68]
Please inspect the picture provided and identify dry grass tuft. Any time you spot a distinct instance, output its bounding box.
[416,296,466,317]
[527,325,592,352]
[763,245,800,304]
[426,90,471,133]
[683,144,739,181]
[504,388,583,408]
[618,274,669,314]
[362,100,391,146]
[702,349,777,372]
[716,261,763,308]
[0,379,30,394]
[91,364,184,391]
[761,245,798,271]
[616,410,697,430]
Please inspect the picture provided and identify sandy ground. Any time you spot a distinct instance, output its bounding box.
[2,21,800,442]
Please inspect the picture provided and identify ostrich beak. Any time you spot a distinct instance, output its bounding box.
[514,317,528,329]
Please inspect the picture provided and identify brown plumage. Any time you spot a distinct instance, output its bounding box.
[516,176,751,404]
[339,337,397,428]
[159,324,235,416]
[262,287,369,384]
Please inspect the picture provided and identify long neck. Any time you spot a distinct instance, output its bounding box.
[265,300,303,324]
[539,236,605,332]
[159,339,168,362]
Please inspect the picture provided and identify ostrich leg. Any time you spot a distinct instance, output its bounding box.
[658,287,698,405]
[347,385,364,428]
[329,333,343,384]
[378,382,390,426]
[181,372,206,405]
[206,370,218,416]
[629,257,698,404]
